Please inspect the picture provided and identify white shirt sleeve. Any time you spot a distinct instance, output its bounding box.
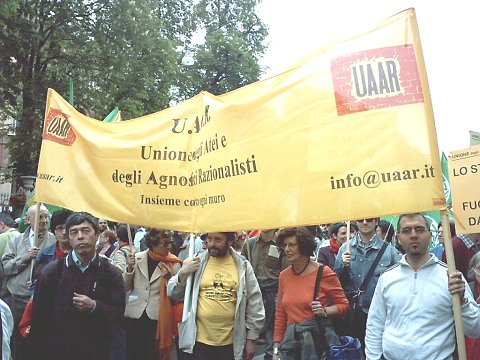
[365,275,386,360]
[1,299,13,360]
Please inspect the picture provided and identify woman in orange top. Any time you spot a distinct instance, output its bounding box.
[273,227,349,360]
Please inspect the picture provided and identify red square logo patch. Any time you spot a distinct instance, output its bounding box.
[43,109,76,146]
[331,45,424,116]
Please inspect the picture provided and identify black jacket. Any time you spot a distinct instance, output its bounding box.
[30,254,126,360]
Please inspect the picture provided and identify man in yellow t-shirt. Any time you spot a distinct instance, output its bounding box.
[168,232,265,360]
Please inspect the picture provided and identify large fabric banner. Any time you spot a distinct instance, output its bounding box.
[36,8,445,232]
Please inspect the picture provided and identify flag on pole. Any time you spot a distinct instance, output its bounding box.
[103,107,122,123]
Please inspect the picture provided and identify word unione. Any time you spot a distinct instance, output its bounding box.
[352,60,401,98]
[140,134,227,162]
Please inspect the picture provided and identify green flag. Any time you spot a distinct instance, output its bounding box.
[441,152,451,206]
[103,107,122,122]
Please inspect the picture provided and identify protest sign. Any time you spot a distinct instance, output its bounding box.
[448,144,480,233]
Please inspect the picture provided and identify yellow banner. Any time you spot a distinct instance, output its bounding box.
[36,8,444,232]
[448,145,480,233]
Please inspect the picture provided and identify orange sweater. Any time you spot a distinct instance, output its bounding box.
[274,265,349,343]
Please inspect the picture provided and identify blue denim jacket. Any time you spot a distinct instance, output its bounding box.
[334,234,400,313]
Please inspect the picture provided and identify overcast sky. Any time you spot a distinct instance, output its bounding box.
[256,0,478,154]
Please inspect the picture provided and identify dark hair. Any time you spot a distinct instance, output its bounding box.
[206,232,236,243]
[377,220,395,243]
[145,228,174,250]
[328,222,347,238]
[396,213,430,230]
[116,224,135,244]
[65,212,98,233]
[0,213,15,228]
[50,210,73,232]
[276,227,316,257]
[438,221,457,238]
[350,222,359,233]
[102,230,118,245]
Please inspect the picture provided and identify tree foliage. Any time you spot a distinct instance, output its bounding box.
[0,0,267,181]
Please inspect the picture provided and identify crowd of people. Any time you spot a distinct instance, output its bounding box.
[0,206,479,360]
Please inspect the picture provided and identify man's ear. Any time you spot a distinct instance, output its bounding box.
[395,233,401,246]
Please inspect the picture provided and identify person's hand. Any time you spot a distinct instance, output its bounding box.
[73,292,96,312]
[273,355,280,360]
[448,271,466,304]
[342,251,351,267]
[311,299,327,317]
[22,247,39,263]
[243,339,256,360]
[126,252,136,272]
[158,262,173,280]
[179,256,200,283]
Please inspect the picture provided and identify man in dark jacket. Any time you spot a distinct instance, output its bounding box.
[30,212,125,360]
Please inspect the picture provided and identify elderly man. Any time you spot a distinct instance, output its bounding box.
[365,213,480,360]
[2,204,56,358]
[30,212,125,360]
[168,232,265,360]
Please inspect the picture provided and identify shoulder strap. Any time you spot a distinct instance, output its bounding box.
[313,265,325,301]
[358,242,388,292]
[245,237,256,263]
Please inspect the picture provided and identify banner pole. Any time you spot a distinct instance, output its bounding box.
[29,203,41,284]
[182,234,196,321]
[346,221,351,254]
[126,224,134,252]
[441,209,466,360]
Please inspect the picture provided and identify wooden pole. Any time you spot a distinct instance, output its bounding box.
[346,221,351,253]
[182,233,196,321]
[29,203,41,284]
[126,224,134,252]
[441,209,466,360]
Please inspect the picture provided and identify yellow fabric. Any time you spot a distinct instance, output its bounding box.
[196,255,238,346]
[448,144,480,233]
[36,8,444,231]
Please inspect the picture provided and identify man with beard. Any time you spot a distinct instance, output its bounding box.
[167,232,265,360]
[365,213,480,359]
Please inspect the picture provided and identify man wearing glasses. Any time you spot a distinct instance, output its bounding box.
[365,213,480,360]
[30,212,125,360]
[334,218,399,347]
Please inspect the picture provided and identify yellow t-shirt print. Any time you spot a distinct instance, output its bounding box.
[196,255,239,345]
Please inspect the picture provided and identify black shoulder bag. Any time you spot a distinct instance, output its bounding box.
[351,242,388,310]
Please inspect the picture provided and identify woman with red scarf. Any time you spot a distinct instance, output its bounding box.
[316,223,348,269]
[123,228,183,360]
[466,252,480,360]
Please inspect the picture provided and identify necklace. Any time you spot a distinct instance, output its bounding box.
[291,260,310,275]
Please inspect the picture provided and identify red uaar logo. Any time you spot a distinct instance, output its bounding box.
[43,109,76,146]
[331,45,424,116]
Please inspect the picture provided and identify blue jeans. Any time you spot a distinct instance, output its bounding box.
[261,289,277,360]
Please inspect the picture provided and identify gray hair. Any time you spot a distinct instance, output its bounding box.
[468,252,480,281]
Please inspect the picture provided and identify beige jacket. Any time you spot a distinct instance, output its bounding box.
[2,227,56,297]
[123,250,180,320]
